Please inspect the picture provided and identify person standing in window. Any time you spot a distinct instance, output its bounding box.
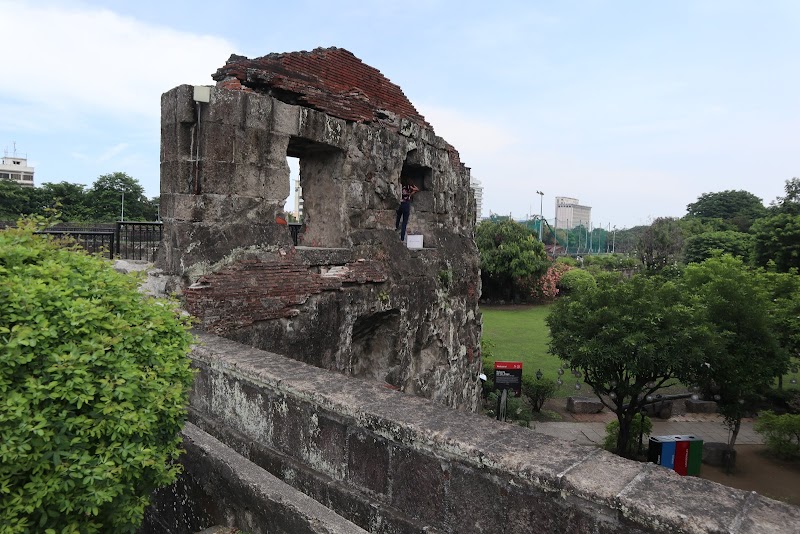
[395,180,419,241]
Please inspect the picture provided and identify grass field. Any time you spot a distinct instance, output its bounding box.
[481,304,582,398]
[481,304,800,399]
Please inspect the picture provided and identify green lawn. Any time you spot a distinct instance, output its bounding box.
[481,304,581,398]
[481,304,800,400]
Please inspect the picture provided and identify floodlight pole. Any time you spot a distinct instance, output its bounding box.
[536,190,544,241]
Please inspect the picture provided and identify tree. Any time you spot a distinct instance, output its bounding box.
[637,217,684,271]
[86,172,155,221]
[39,181,92,221]
[475,219,548,301]
[769,177,800,216]
[686,190,766,232]
[0,222,194,532]
[751,213,800,272]
[683,230,754,264]
[546,274,712,458]
[683,255,786,451]
[0,180,43,221]
[761,270,800,389]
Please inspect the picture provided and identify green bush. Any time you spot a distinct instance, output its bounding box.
[557,269,597,293]
[507,395,533,427]
[0,225,194,533]
[521,376,557,412]
[603,414,653,454]
[754,411,800,460]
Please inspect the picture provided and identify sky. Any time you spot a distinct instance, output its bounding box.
[2,0,798,229]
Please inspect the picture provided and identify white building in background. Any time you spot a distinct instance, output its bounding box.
[0,149,34,188]
[293,178,303,221]
[470,177,484,220]
[555,196,591,229]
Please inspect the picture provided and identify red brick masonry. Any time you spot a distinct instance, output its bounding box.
[185,250,388,334]
[212,47,431,129]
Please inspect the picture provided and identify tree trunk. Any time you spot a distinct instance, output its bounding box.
[616,412,634,458]
[728,417,741,450]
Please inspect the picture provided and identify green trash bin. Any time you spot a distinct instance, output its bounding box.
[673,434,703,476]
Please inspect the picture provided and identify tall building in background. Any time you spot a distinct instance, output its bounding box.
[0,148,34,188]
[555,196,591,229]
[293,178,303,221]
[470,177,483,220]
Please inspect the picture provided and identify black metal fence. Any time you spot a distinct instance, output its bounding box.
[115,221,163,261]
[13,221,163,261]
[36,230,116,259]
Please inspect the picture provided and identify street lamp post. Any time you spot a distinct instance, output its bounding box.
[121,191,125,222]
[536,190,544,241]
[612,225,617,253]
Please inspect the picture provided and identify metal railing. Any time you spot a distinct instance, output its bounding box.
[36,230,116,259]
[115,221,163,261]
[20,221,163,261]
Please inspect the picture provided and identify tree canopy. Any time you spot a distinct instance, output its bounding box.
[683,255,787,448]
[683,230,754,264]
[751,213,800,272]
[0,173,158,223]
[475,219,548,301]
[547,274,712,457]
[637,217,684,271]
[686,190,766,232]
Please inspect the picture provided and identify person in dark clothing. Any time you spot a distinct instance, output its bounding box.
[395,181,419,241]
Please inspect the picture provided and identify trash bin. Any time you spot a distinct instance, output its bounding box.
[648,436,676,469]
[672,435,703,476]
[649,435,703,476]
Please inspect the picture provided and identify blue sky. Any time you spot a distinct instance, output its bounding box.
[2,0,798,228]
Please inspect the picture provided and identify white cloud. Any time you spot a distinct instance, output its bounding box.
[416,103,517,158]
[1,1,235,125]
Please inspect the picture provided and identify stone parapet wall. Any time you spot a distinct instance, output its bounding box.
[186,332,800,533]
[141,423,368,534]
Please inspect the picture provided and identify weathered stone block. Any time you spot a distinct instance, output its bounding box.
[686,399,718,413]
[347,431,389,495]
[567,396,604,414]
[389,446,447,524]
[272,99,301,136]
[244,91,273,130]
[642,400,673,419]
[197,161,237,196]
[202,122,236,164]
[208,87,245,126]
[445,465,506,533]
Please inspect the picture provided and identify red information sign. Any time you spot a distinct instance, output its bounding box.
[494,361,523,397]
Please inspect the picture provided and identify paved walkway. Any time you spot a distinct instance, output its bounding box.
[533,414,762,447]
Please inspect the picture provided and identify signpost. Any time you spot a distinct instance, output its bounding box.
[494,361,523,397]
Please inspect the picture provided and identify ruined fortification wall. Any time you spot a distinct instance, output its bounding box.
[148,333,798,534]
[157,49,481,410]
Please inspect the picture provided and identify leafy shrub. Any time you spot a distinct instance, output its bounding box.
[603,414,653,454]
[582,254,640,271]
[521,376,557,412]
[530,262,572,302]
[558,269,597,293]
[555,256,577,267]
[507,395,533,427]
[754,411,800,460]
[761,388,800,415]
[0,225,194,533]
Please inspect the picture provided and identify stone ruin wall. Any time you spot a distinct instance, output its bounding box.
[157,48,482,410]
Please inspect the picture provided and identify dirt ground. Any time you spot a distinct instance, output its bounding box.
[699,445,800,506]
